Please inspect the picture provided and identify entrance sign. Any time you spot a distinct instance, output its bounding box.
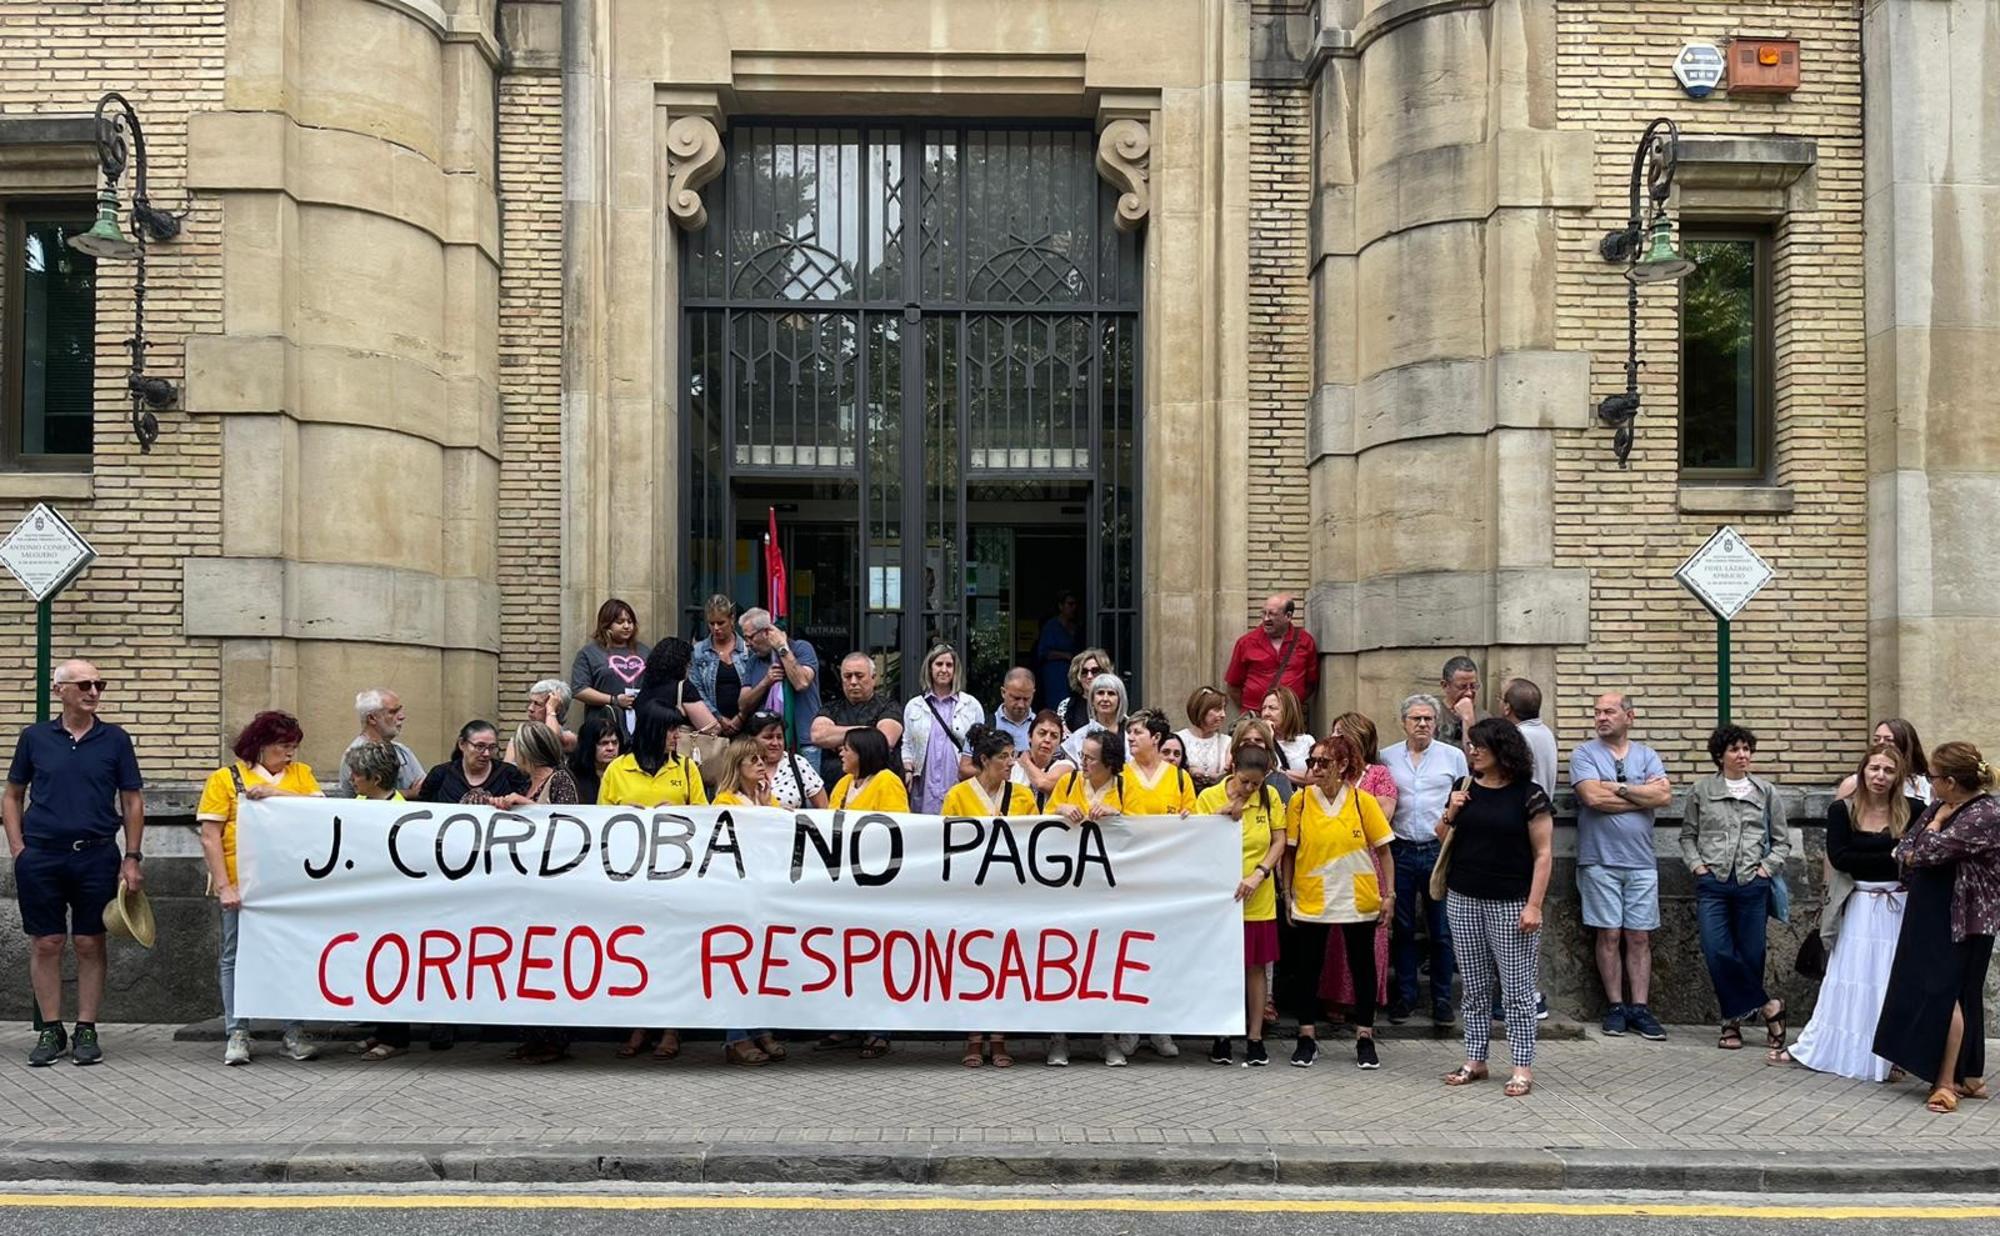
[1675,525,1774,621]
[233,800,1244,1034]
[0,502,95,602]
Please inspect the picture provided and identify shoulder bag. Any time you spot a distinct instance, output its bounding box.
[1761,783,1791,923]
[1427,777,1472,902]
[679,680,731,780]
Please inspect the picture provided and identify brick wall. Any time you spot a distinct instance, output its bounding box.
[494,70,564,705]
[1552,2,1867,784]
[0,4,225,783]
[1246,0,1312,622]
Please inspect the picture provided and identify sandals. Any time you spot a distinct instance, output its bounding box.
[1928,1086,1960,1114]
[1718,1023,1743,1051]
[815,1033,859,1051]
[1959,1079,1990,1101]
[1504,1073,1533,1097]
[359,1043,403,1061]
[991,1039,1014,1069]
[616,1030,646,1058]
[1762,1000,1791,1064]
[652,1030,681,1060]
[753,1033,788,1062]
[1442,1065,1489,1086]
[859,1036,891,1060]
[724,1039,770,1067]
[963,1037,985,1068]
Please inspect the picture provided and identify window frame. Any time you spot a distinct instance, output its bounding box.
[2,199,97,472]
[1677,224,1774,483]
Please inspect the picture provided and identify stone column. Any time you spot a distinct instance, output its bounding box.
[183,0,503,766]
[1304,0,1593,723]
[1864,0,2000,754]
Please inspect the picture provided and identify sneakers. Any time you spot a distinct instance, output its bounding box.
[281,1027,320,1061]
[1355,1036,1380,1070]
[1114,1033,1140,1058]
[1537,993,1551,1021]
[1147,1034,1179,1059]
[1101,1034,1127,1068]
[1432,1001,1457,1026]
[27,1026,66,1068]
[1244,1038,1270,1067]
[1045,1034,1069,1068]
[1626,1004,1667,1041]
[1386,1000,1411,1025]
[70,1024,102,1066]
[223,1029,252,1066]
[1209,1036,1233,1065]
[1289,1036,1319,1068]
[1600,1003,1629,1037]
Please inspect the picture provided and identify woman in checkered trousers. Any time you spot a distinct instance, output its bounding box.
[1438,718,1555,1097]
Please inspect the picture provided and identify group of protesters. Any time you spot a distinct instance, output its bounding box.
[7,592,1998,1115]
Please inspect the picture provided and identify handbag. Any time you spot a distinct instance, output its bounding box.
[1761,786,1791,923]
[678,681,730,779]
[1427,777,1471,902]
[1794,930,1827,980]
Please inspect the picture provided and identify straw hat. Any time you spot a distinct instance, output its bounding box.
[103,879,155,949]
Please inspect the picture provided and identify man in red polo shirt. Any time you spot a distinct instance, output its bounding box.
[1224,594,1319,712]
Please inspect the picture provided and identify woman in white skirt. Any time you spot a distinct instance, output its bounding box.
[1790,746,1922,1080]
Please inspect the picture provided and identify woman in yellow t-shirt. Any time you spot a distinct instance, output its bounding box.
[601,702,706,1063]
[1282,733,1394,1071]
[1043,728,1131,1066]
[196,710,324,1067]
[1195,745,1286,1067]
[828,727,911,814]
[1119,712,1196,817]
[703,735,789,1067]
[709,736,771,807]
[940,724,1038,1069]
[597,703,708,810]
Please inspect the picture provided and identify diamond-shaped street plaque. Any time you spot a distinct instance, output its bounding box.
[1674,525,1774,623]
[0,503,95,603]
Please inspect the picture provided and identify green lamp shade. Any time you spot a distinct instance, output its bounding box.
[68,187,137,261]
[1629,213,1697,284]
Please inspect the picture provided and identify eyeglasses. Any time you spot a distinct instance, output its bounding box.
[1305,757,1330,769]
[57,679,107,693]
[1407,716,1435,726]
[466,742,500,755]
[1613,757,1627,784]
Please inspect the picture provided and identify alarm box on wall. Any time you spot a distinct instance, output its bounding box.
[1730,37,1800,93]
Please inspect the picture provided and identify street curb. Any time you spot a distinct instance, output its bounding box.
[3,1141,1995,1193]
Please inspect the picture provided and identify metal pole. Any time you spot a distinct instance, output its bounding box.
[34,596,51,721]
[1718,618,1731,729]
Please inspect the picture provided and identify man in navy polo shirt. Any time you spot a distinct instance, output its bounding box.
[3,658,145,1067]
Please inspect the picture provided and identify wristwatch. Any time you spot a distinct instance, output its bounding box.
[124,850,143,862]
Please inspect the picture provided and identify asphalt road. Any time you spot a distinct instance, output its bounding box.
[5,1186,2000,1236]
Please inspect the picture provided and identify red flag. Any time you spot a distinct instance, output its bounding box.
[765,507,788,622]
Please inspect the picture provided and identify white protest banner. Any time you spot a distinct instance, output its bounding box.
[233,799,1245,1034]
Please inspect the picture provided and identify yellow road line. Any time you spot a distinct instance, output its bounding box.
[0,1194,1994,1219]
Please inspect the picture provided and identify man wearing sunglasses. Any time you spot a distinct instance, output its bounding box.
[4,659,145,1067]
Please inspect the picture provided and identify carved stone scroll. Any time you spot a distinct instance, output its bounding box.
[1095,117,1151,233]
[665,114,725,232]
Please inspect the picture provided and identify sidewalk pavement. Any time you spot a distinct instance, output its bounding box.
[1,1024,1997,1192]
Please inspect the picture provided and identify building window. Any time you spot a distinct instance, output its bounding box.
[4,203,95,468]
[1679,228,1770,478]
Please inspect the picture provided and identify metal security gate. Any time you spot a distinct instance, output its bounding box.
[680,123,1141,701]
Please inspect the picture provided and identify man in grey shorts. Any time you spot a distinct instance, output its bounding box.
[1570,691,1672,1041]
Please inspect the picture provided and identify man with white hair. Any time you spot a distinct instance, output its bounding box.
[335,689,425,795]
[737,607,822,761]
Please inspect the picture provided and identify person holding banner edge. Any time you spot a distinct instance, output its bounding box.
[197,710,324,1067]
[1197,744,1285,1066]
[941,724,1039,1067]
[706,735,787,1066]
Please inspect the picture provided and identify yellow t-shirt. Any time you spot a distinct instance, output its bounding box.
[829,770,911,813]
[1047,770,1121,818]
[597,754,707,808]
[1285,785,1392,923]
[711,790,757,807]
[941,777,1038,818]
[1119,759,1196,816]
[197,760,324,885]
[1196,781,1281,922]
